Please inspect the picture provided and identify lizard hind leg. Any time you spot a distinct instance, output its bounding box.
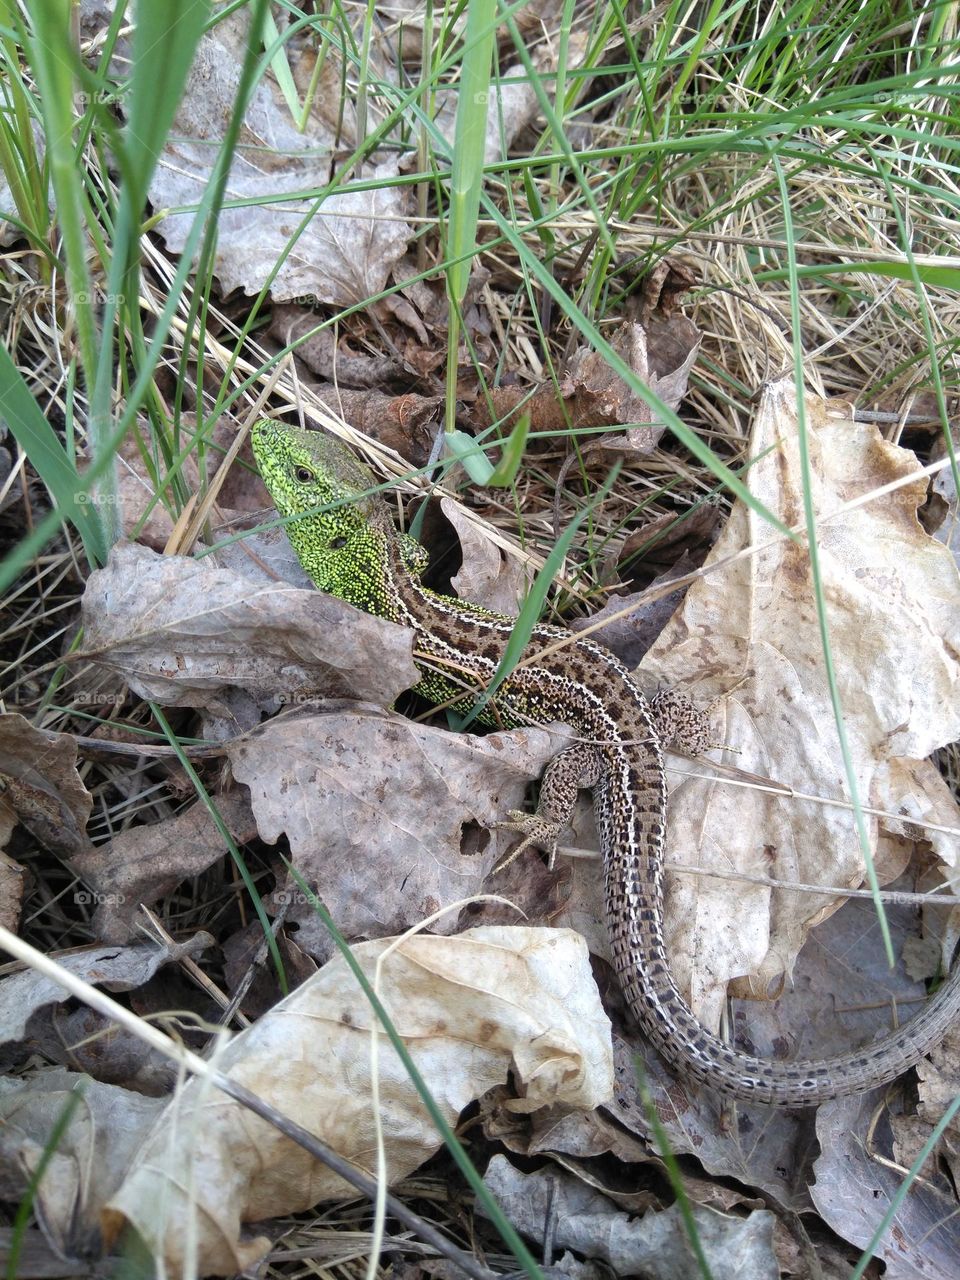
[495,742,602,872]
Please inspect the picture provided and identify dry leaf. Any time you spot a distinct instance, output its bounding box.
[71,793,256,943]
[229,706,564,955]
[568,566,696,669]
[566,319,700,449]
[482,1156,779,1280]
[640,380,960,1029]
[79,542,418,715]
[103,927,613,1275]
[142,10,411,302]
[0,1070,166,1261]
[442,496,528,616]
[0,713,93,864]
[0,852,25,932]
[293,381,443,466]
[269,305,406,387]
[0,937,212,1046]
[609,1031,815,1211]
[471,318,700,441]
[812,1091,960,1278]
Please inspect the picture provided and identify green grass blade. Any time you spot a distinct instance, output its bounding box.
[444,428,496,484]
[0,342,106,564]
[124,0,212,202]
[443,0,497,433]
[22,1,96,384]
[487,411,530,486]
[445,0,497,310]
[87,0,212,541]
[257,6,301,121]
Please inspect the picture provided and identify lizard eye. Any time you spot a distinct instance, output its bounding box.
[330,535,347,550]
[295,466,314,484]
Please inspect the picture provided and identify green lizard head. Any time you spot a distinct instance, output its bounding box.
[251,420,425,618]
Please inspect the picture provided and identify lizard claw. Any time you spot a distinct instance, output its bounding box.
[493,810,563,872]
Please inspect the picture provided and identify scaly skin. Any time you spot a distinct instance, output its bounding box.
[252,419,960,1105]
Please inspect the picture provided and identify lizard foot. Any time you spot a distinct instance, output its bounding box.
[494,810,563,872]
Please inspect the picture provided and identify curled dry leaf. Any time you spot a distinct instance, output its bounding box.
[103,927,613,1276]
[0,713,93,872]
[469,316,700,447]
[229,705,565,955]
[812,1091,960,1279]
[442,496,528,617]
[294,383,443,467]
[269,305,406,388]
[0,936,213,1046]
[482,1156,779,1280]
[0,1070,166,1261]
[640,380,960,1030]
[565,319,700,448]
[79,542,418,714]
[71,792,256,943]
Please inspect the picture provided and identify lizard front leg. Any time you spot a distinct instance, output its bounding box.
[495,742,602,871]
[650,688,712,756]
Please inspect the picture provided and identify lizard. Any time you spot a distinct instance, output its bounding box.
[251,418,960,1105]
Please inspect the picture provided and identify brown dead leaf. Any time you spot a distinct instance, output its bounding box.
[103,416,253,548]
[0,713,93,864]
[469,318,700,446]
[442,496,528,616]
[0,936,212,1046]
[143,10,411,302]
[640,380,960,1030]
[296,382,443,467]
[482,1157,779,1280]
[78,541,418,715]
[229,705,564,956]
[484,1097,753,1216]
[812,1090,960,1277]
[0,851,25,932]
[0,1070,166,1262]
[608,1029,816,1212]
[269,305,407,388]
[14,1002,178,1094]
[613,503,718,584]
[71,792,256,944]
[111,418,200,549]
[103,927,613,1276]
[565,319,699,447]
